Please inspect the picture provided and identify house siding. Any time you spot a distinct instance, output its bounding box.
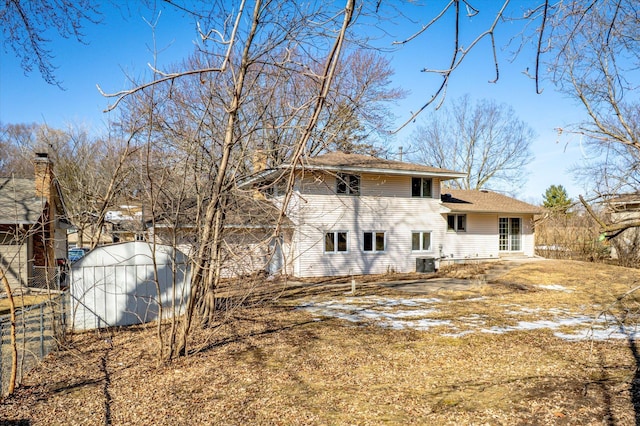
[609,210,640,259]
[441,213,498,260]
[0,238,29,288]
[298,172,443,199]
[521,216,536,257]
[287,172,447,277]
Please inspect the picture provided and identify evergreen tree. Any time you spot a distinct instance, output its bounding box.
[542,185,572,213]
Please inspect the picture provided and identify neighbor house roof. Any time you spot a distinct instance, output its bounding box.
[605,193,640,211]
[441,189,542,214]
[0,177,48,224]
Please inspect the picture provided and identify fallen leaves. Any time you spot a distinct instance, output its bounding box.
[0,260,639,425]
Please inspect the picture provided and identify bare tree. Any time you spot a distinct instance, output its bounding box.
[1,0,100,86]
[0,266,18,394]
[97,0,358,358]
[410,95,535,193]
[0,122,142,247]
[390,1,639,237]
[540,1,640,236]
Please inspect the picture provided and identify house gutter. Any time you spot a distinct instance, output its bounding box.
[0,220,36,225]
[440,205,542,214]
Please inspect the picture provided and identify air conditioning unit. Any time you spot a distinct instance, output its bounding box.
[416,257,436,273]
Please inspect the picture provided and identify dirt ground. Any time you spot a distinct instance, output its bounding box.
[2,259,640,425]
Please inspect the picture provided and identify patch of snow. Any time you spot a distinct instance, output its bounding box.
[379,318,452,331]
[442,330,476,338]
[297,297,639,342]
[458,296,486,302]
[538,284,573,292]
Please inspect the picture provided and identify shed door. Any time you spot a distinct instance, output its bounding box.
[499,218,521,251]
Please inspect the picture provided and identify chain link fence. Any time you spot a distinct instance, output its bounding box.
[31,266,65,290]
[0,291,69,396]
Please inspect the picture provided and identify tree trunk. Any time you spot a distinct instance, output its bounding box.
[1,267,18,395]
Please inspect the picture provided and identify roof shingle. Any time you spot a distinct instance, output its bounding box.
[300,151,466,178]
[441,189,542,214]
[0,178,47,224]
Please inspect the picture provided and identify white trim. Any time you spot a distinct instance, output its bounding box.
[363,230,386,253]
[411,230,433,252]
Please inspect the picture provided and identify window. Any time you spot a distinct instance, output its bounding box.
[447,214,466,232]
[411,231,432,251]
[264,181,287,197]
[363,231,385,252]
[325,231,348,253]
[411,177,432,198]
[336,173,360,195]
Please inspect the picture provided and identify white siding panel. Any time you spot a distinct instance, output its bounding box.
[521,215,536,256]
[442,213,499,260]
[288,190,449,277]
[0,242,28,288]
[54,226,67,259]
[298,172,444,200]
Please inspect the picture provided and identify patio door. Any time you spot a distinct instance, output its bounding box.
[499,217,521,252]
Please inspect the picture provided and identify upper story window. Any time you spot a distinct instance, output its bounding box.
[447,214,466,232]
[336,173,360,196]
[411,177,433,198]
[264,181,287,198]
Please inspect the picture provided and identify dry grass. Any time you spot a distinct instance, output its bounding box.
[2,260,640,425]
[0,294,51,316]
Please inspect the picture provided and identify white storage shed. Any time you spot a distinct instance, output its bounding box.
[69,241,190,330]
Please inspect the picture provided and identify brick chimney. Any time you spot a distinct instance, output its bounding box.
[252,149,268,173]
[34,152,53,200]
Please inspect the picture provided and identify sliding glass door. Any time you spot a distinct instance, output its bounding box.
[499,217,521,252]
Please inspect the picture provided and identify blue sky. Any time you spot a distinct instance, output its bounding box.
[0,2,590,203]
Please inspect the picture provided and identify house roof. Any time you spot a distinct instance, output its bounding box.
[441,189,543,214]
[0,177,49,224]
[225,195,292,228]
[149,193,291,229]
[240,151,467,189]
[298,151,466,179]
[605,193,640,211]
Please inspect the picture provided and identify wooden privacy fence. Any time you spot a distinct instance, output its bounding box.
[0,291,68,396]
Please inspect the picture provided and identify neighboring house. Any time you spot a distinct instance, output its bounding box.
[247,151,541,278]
[0,153,71,289]
[604,193,640,260]
[67,205,148,248]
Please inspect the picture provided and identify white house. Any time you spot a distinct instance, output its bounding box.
[604,193,640,261]
[249,151,541,278]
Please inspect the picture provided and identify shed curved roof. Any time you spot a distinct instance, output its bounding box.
[73,241,189,267]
